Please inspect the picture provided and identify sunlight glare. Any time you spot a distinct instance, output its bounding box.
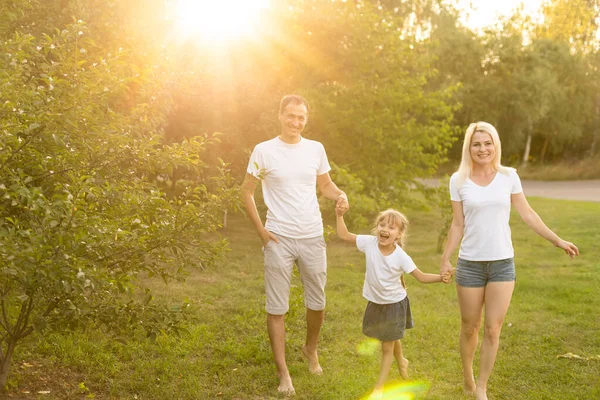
[359,381,429,400]
[175,0,270,42]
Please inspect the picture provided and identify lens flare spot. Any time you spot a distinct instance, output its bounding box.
[360,381,429,400]
[357,338,380,356]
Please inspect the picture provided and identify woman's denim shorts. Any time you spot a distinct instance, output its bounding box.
[455,258,515,288]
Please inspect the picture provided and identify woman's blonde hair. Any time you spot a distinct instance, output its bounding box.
[372,209,409,288]
[456,122,512,188]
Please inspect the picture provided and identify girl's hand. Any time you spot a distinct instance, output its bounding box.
[336,202,349,216]
[555,239,579,259]
[441,272,452,283]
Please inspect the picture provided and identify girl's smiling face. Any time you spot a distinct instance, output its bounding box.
[470,131,496,166]
[376,218,401,248]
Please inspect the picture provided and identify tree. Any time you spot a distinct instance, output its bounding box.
[0,16,237,391]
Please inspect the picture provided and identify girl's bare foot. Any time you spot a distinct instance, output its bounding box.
[301,345,323,375]
[463,377,476,395]
[368,388,384,400]
[277,373,295,396]
[398,358,409,379]
[475,385,488,400]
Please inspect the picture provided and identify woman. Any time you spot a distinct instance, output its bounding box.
[440,122,579,400]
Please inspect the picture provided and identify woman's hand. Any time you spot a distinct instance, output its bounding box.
[555,239,579,259]
[440,259,454,276]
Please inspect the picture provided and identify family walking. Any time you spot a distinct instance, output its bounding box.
[242,95,579,399]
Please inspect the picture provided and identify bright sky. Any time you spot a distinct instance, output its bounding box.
[457,0,544,31]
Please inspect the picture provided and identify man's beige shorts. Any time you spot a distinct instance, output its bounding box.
[263,234,327,315]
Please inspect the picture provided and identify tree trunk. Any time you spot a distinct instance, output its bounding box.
[522,133,532,167]
[540,135,550,163]
[0,340,16,391]
[223,209,228,229]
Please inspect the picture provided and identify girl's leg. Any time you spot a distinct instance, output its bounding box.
[393,340,409,379]
[456,285,485,394]
[476,281,515,400]
[372,341,395,397]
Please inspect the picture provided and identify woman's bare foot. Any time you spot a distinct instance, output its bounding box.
[277,373,295,396]
[398,358,409,379]
[475,385,488,400]
[301,345,323,375]
[463,376,476,395]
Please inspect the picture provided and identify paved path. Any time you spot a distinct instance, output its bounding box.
[422,179,600,202]
[520,180,600,202]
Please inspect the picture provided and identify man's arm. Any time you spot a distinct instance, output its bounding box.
[316,172,348,207]
[242,173,278,246]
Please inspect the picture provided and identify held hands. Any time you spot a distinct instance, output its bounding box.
[335,192,349,216]
[555,239,579,259]
[441,271,453,283]
[440,260,455,284]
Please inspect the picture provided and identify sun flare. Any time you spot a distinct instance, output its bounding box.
[175,0,270,42]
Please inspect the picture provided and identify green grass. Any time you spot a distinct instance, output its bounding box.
[9,198,600,399]
[438,157,600,181]
[502,159,600,181]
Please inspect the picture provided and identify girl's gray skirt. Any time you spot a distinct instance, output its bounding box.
[362,296,413,342]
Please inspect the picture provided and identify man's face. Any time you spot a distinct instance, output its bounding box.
[279,103,308,141]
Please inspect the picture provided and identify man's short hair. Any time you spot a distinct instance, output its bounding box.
[279,94,310,115]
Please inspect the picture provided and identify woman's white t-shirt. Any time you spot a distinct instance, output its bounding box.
[356,235,417,304]
[449,169,523,261]
[247,137,331,239]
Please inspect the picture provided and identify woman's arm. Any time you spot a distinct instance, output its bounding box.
[511,192,579,258]
[410,268,443,283]
[440,201,465,274]
[336,208,357,244]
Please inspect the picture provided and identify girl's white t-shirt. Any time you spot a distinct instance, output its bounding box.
[449,169,523,261]
[247,137,331,239]
[356,235,417,304]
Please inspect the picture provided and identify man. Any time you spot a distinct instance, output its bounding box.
[242,94,348,395]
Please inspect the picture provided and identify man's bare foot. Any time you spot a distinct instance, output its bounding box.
[398,358,409,379]
[277,373,295,396]
[463,377,476,395]
[475,385,488,400]
[301,345,323,375]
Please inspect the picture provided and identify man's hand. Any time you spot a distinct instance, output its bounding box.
[336,192,349,212]
[260,228,279,246]
[336,193,349,217]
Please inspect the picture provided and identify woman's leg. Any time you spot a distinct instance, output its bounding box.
[476,281,515,400]
[372,341,395,397]
[456,285,485,394]
[393,340,409,379]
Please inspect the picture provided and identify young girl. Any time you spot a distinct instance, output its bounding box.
[336,206,450,399]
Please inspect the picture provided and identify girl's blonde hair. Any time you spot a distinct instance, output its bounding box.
[456,122,512,188]
[372,209,409,288]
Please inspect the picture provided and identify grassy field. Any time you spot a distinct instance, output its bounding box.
[7,198,600,399]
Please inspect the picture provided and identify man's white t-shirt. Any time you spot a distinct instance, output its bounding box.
[449,169,523,261]
[356,235,417,304]
[247,137,331,239]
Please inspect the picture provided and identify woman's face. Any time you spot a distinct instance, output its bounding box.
[470,131,495,166]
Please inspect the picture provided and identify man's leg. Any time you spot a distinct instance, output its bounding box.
[297,236,327,375]
[301,308,324,374]
[264,236,295,394]
[267,313,295,395]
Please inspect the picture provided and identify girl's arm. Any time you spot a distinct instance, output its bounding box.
[511,192,579,258]
[410,268,443,283]
[336,212,357,244]
[440,201,465,274]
